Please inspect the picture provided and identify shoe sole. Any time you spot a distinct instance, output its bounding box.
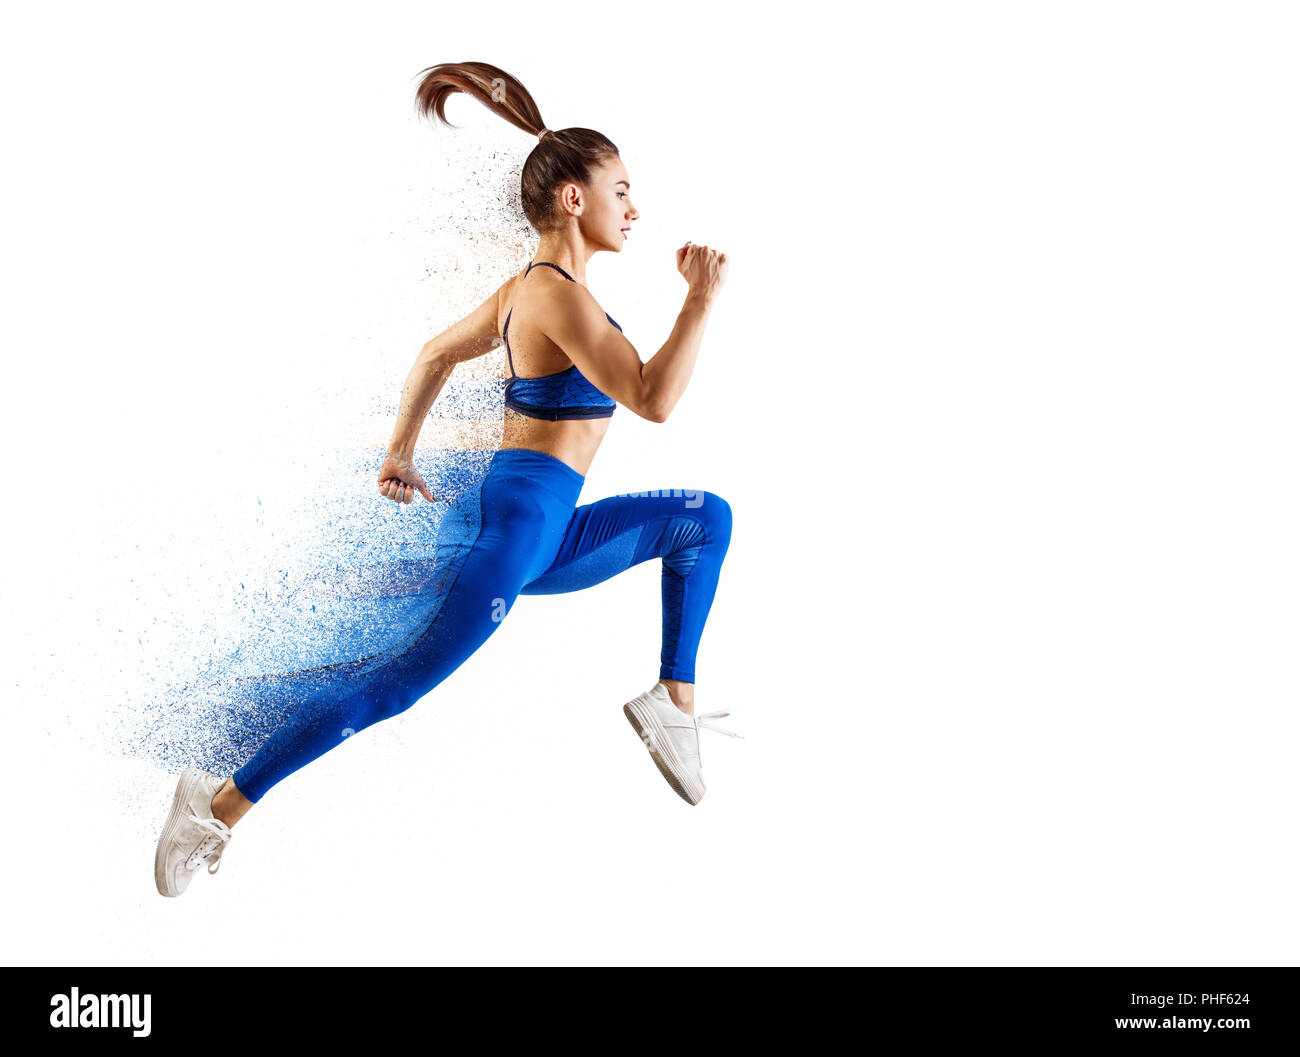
[154,767,206,897]
[623,699,704,806]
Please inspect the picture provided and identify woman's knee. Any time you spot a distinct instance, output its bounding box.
[691,491,732,544]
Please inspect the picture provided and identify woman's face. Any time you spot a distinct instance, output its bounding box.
[579,155,639,252]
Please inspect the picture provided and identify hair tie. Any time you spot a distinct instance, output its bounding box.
[537,127,553,141]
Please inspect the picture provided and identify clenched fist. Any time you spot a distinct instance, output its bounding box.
[676,241,729,304]
[378,453,436,505]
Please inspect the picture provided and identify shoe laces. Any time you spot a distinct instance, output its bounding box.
[185,811,233,875]
[695,710,744,739]
[689,710,742,772]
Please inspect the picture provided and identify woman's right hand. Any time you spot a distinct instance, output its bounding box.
[676,241,729,304]
[378,453,437,505]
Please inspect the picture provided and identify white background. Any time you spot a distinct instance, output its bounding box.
[1,1,1297,965]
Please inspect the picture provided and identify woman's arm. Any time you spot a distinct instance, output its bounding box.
[542,242,729,423]
[379,286,502,504]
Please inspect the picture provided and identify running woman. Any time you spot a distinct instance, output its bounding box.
[155,61,735,897]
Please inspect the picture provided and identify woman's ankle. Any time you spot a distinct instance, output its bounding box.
[659,678,694,716]
[211,777,253,828]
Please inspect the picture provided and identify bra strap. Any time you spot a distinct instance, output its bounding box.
[506,261,578,380]
[526,260,576,282]
[502,308,516,377]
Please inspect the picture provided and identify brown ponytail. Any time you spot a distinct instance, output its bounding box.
[413,61,620,234]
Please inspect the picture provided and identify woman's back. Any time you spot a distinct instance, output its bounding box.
[497,262,618,475]
[500,261,620,421]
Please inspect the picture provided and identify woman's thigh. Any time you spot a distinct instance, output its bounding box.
[520,489,732,596]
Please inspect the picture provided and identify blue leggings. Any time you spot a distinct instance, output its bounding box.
[229,448,732,803]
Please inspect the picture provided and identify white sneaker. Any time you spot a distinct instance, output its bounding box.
[623,682,742,805]
[154,767,234,897]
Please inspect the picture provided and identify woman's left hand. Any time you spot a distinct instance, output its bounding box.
[378,453,436,504]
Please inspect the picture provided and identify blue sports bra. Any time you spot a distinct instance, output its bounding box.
[502,261,619,421]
